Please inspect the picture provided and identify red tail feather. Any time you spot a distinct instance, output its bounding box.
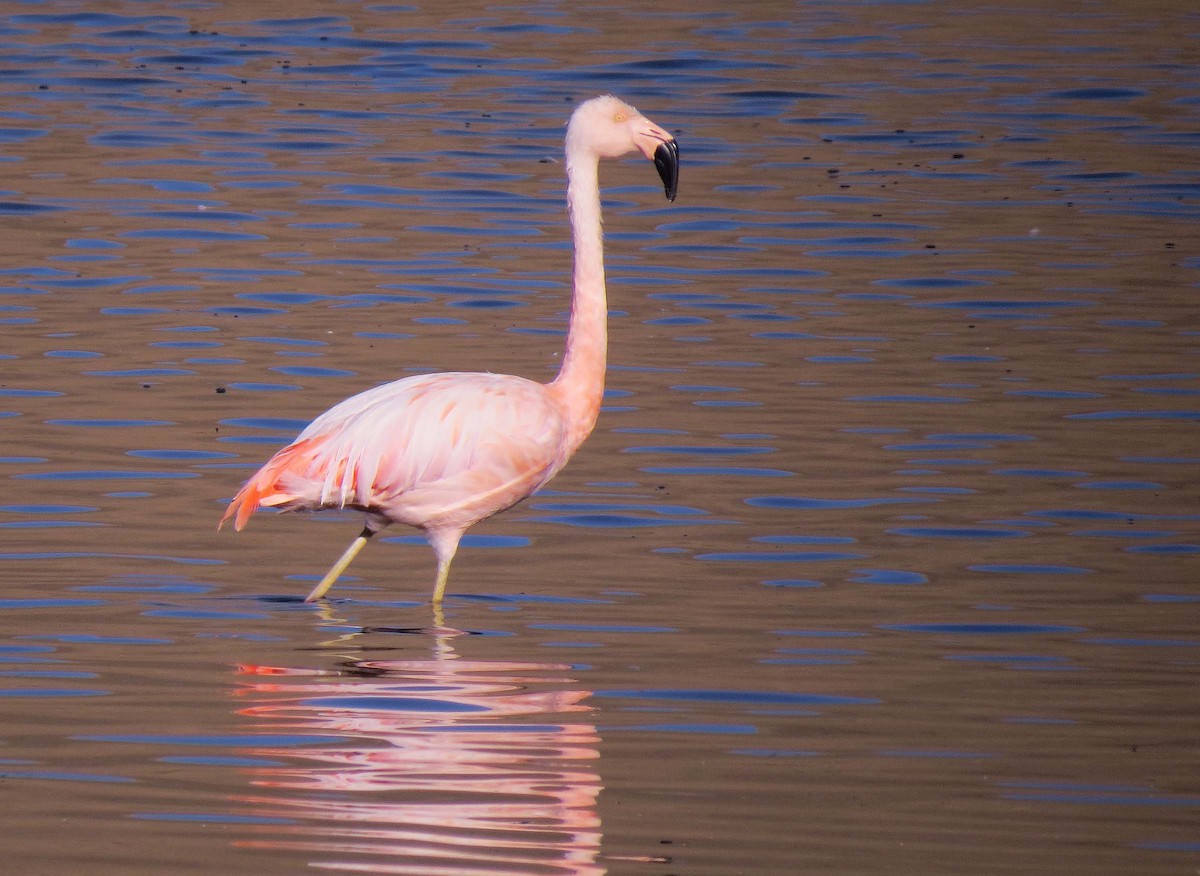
[219,435,331,531]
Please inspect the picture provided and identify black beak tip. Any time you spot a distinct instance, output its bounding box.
[654,140,679,202]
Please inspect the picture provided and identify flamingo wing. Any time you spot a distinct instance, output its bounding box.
[222,372,567,533]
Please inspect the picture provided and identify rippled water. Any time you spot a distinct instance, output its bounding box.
[2,1,1198,873]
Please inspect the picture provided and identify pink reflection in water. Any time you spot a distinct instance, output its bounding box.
[228,629,604,875]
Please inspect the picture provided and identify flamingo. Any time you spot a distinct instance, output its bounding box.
[220,95,679,605]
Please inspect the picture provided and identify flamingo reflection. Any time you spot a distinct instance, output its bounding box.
[228,618,603,875]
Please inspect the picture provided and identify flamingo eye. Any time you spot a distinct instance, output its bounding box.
[614,111,626,123]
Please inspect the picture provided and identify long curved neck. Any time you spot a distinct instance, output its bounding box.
[549,148,607,453]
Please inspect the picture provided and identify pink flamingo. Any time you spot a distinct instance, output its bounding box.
[221,95,679,605]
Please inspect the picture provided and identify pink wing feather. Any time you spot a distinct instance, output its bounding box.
[221,372,568,533]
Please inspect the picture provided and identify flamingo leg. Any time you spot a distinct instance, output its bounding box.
[428,528,463,606]
[304,526,374,602]
[431,556,453,606]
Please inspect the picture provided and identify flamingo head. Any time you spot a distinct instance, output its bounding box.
[568,94,679,201]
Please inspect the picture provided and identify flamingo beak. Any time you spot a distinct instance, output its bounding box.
[654,139,679,202]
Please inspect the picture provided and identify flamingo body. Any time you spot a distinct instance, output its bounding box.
[225,371,572,537]
[221,95,679,603]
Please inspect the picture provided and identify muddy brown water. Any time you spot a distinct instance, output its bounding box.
[1,1,1198,874]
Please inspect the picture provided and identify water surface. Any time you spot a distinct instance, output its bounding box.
[1,1,1198,873]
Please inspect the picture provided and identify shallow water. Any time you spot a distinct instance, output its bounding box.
[2,1,1198,873]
